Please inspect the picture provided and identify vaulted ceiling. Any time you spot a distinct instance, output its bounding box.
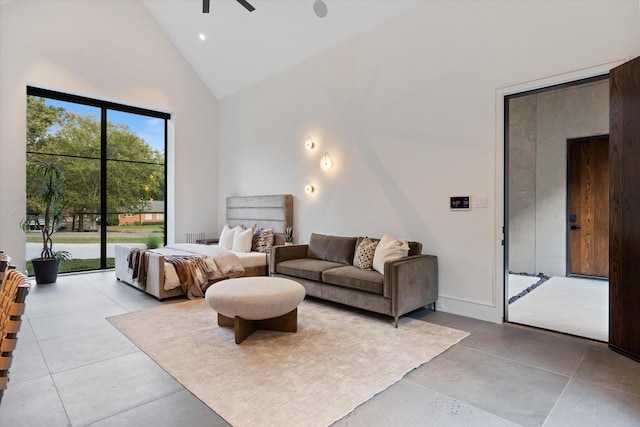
[142,0,426,99]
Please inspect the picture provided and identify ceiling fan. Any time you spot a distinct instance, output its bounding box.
[202,0,328,17]
[203,0,255,13]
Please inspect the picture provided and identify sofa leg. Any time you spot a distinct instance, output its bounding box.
[394,316,399,328]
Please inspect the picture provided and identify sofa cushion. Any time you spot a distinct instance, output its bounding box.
[322,266,384,295]
[356,237,422,257]
[353,237,378,270]
[373,234,410,275]
[277,258,345,282]
[307,233,358,265]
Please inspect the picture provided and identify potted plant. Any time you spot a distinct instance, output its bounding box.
[284,226,294,245]
[21,160,71,284]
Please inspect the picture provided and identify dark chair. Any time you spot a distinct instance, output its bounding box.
[0,268,31,407]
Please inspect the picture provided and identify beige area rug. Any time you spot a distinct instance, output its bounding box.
[108,298,468,427]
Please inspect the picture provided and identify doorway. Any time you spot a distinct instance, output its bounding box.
[567,135,609,278]
[505,76,610,341]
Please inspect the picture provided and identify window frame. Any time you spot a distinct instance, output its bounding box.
[26,86,170,270]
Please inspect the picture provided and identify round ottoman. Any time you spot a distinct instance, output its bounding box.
[205,277,306,344]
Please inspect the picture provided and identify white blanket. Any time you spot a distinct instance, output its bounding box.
[163,243,245,276]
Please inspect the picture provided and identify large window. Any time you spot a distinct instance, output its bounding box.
[26,87,169,274]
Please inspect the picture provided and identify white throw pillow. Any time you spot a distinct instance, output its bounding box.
[372,234,410,275]
[232,227,254,253]
[219,225,236,250]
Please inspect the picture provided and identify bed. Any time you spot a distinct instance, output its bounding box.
[115,194,293,299]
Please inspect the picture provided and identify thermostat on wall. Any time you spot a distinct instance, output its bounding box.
[450,196,471,210]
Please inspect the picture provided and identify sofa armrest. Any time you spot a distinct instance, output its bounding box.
[384,254,438,317]
[270,244,309,274]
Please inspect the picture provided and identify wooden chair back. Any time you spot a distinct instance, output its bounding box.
[0,269,31,407]
[0,252,10,284]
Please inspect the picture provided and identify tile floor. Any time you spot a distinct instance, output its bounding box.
[2,271,639,427]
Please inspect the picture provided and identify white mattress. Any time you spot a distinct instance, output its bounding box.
[233,251,269,268]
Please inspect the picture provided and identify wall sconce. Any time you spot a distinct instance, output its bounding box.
[305,136,315,150]
[320,152,333,171]
[304,180,315,194]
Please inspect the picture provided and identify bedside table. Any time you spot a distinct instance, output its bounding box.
[196,238,219,245]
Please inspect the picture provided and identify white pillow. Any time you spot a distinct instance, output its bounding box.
[232,227,254,253]
[372,234,410,275]
[219,225,236,250]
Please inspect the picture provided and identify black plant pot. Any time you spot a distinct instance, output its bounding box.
[31,257,59,284]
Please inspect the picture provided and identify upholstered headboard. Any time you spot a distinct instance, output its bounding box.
[226,194,293,246]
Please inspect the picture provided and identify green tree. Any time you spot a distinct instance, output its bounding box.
[26,97,65,214]
[106,122,165,216]
[26,96,165,230]
[26,96,64,148]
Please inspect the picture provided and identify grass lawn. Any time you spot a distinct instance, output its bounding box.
[25,224,162,275]
[107,224,164,233]
[26,258,115,276]
[27,235,153,244]
[26,232,163,244]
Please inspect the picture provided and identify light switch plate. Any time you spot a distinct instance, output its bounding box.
[475,196,487,208]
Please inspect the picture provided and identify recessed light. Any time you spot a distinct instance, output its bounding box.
[199,33,206,41]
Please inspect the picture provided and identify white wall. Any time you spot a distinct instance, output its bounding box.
[0,0,219,270]
[218,1,640,322]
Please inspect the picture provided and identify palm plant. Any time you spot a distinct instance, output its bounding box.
[21,160,70,261]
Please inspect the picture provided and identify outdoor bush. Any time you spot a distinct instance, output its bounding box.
[145,234,162,249]
[96,215,119,226]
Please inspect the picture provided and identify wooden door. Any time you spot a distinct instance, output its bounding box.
[609,56,640,361]
[568,136,609,277]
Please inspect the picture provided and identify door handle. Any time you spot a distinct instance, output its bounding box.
[571,225,581,230]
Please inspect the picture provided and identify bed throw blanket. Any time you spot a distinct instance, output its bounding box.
[127,245,245,299]
[127,248,150,288]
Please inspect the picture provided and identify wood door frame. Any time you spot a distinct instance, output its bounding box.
[609,56,640,362]
[565,134,610,279]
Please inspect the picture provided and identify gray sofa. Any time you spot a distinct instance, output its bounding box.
[270,233,438,327]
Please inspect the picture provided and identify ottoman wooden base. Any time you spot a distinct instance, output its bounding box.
[206,277,305,344]
[217,308,298,344]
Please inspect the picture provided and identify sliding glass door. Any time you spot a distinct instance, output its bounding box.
[26,87,169,274]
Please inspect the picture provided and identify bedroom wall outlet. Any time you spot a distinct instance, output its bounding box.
[436,300,444,309]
